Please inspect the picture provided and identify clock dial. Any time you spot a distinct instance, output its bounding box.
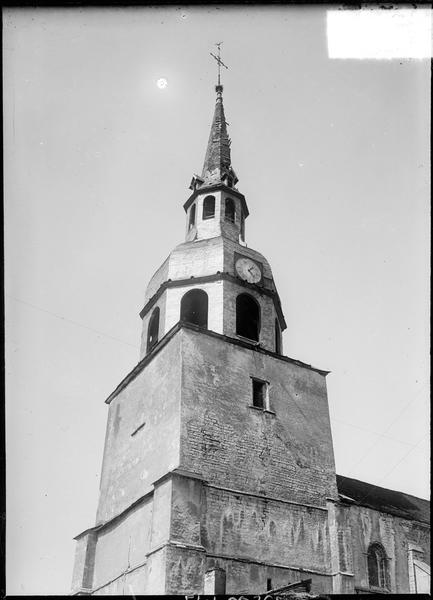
[235,257,262,284]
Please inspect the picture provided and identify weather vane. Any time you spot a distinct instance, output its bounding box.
[210,42,228,87]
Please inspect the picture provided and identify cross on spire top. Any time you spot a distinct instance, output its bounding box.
[210,42,228,88]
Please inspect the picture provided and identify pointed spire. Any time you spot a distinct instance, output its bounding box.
[201,85,234,185]
[198,44,238,188]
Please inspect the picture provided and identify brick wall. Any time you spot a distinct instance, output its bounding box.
[203,486,331,572]
[179,328,338,506]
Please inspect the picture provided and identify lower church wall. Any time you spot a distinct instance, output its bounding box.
[335,502,430,594]
[91,498,152,592]
[204,557,333,595]
[202,485,331,574]
[165,545,206,594]
[162,546,334,595]
[72,328,429,596]
[92,563,147,596]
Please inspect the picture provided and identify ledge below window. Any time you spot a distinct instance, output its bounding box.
[355,586,390,595]
[248,405,276,416]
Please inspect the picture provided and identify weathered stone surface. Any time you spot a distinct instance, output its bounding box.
[96,333,182,523]
[92,498,152,590]
[72,326,430,596]
[334,501,430,594]
[180,328,337,506]
[139,234,285,360]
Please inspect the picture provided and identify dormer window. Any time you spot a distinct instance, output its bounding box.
[225,198,235,223]
[203,195,215,220]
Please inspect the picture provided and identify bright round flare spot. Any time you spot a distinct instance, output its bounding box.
[157,78,168,89]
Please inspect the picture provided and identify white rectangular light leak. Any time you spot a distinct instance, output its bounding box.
[327,8,432,59]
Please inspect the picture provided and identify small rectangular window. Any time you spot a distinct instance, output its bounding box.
[267,578,272,591]
[252,379,268,409]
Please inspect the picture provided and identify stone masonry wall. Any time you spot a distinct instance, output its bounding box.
[92,498,152,591]
[179,328,338,507]
[202,486,331,573]
[163,469,333,594]
[92,563,147,596]
[204,556,332,595]
[336,502,430,594]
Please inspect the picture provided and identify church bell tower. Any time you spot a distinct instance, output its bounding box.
[71,67,339,596]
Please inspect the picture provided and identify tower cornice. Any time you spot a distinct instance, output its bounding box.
[139,271,286,330]
[105,322,330,405]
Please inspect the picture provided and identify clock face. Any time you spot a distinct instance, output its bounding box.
[235,257,262,284]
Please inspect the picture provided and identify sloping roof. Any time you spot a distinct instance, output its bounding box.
[336,474,430,525]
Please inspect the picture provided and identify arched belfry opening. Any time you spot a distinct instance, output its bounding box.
[225,198,235,223]
[188,203,196,230]
[236,293,260,341]
[180,289,208,328]
[202,195,216,220]
[146,307,160,353]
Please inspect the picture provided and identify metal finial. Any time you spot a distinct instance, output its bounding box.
[210,42,228,88]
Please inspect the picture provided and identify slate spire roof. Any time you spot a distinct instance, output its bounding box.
[200,85,238,187]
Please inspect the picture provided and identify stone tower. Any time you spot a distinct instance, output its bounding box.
[71,81,339,596]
